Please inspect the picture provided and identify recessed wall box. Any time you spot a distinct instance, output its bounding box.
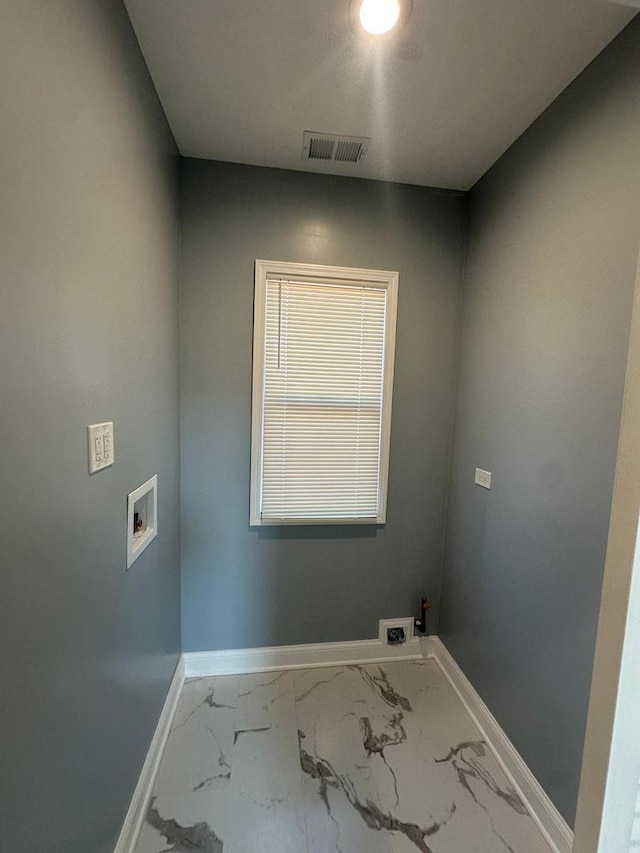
[379,617,414,646]
[127,475,158,569]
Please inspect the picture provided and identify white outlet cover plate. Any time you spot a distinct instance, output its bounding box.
[475,467,492,489]
[379,617,414,646]
[87,421,114,474]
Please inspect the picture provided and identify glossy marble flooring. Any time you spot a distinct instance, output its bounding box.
[134,659,553,853]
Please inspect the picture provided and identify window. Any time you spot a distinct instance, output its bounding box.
[250,260,398,525]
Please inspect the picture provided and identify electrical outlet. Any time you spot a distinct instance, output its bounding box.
[379,617,414,646]
[475,467,492,489]
[88,422,115,474]
[387,626,406,645]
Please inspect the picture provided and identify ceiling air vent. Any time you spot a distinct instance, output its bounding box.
[303,132,369,165]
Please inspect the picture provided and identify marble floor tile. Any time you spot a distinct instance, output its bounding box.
[293,661,552,853]
[294,666,393,853]
[294,666,397,853]
[135,675,238,851]
[224,671,308,853]
[135,790,224,853]
[153,675,238,798]
[133,660,554,853]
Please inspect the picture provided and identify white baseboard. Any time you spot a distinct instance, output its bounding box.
[184,635,435,677]
[113,655,185,853]
[430,637,573,853]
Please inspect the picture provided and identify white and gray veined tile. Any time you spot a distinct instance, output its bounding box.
[294,665,395,853]
[348,659,479,840]
[294,660,553,853]
[295,663,447,853]
[154,675,239,797]
[365,661,552,853]
[133,659,554,853]
[134,675,239,853]
[223,671,308,853]
[134,790,224,853]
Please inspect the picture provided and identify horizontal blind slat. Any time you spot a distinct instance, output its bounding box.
[260,277,387,519]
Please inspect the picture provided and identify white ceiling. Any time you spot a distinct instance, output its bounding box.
[124,0,636,190]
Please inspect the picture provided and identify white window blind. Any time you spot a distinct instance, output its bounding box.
[251,261,398,525]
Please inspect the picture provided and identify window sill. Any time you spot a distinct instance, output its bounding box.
[250,515,385,527]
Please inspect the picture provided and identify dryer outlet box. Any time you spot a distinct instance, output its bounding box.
[379,617,414,646]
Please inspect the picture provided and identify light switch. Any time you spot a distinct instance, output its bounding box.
[88,422,114,474]
[475,468,492,489]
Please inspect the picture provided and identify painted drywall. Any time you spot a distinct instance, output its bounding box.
[179,160,467,651]
[573,247,640,852]
[0,2,180,852]
[440,17,640,826]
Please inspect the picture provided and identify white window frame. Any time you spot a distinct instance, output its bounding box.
[250,259,398,526]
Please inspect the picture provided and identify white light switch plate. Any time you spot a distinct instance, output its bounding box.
[475,468,492,489]
[88,422,114,474]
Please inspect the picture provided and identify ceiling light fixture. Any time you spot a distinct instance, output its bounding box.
[359,0,401,35]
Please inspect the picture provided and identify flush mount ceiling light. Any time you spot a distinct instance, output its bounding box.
[353,0,412,38]
[359,0,401,34]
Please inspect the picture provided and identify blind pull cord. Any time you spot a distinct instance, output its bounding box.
[277,280,282,370]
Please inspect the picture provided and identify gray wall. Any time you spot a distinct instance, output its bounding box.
[440,17,640,826]
[180,160,467,651]
[0,2,181,851]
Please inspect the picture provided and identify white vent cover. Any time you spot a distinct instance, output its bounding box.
[302,132,369,165]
